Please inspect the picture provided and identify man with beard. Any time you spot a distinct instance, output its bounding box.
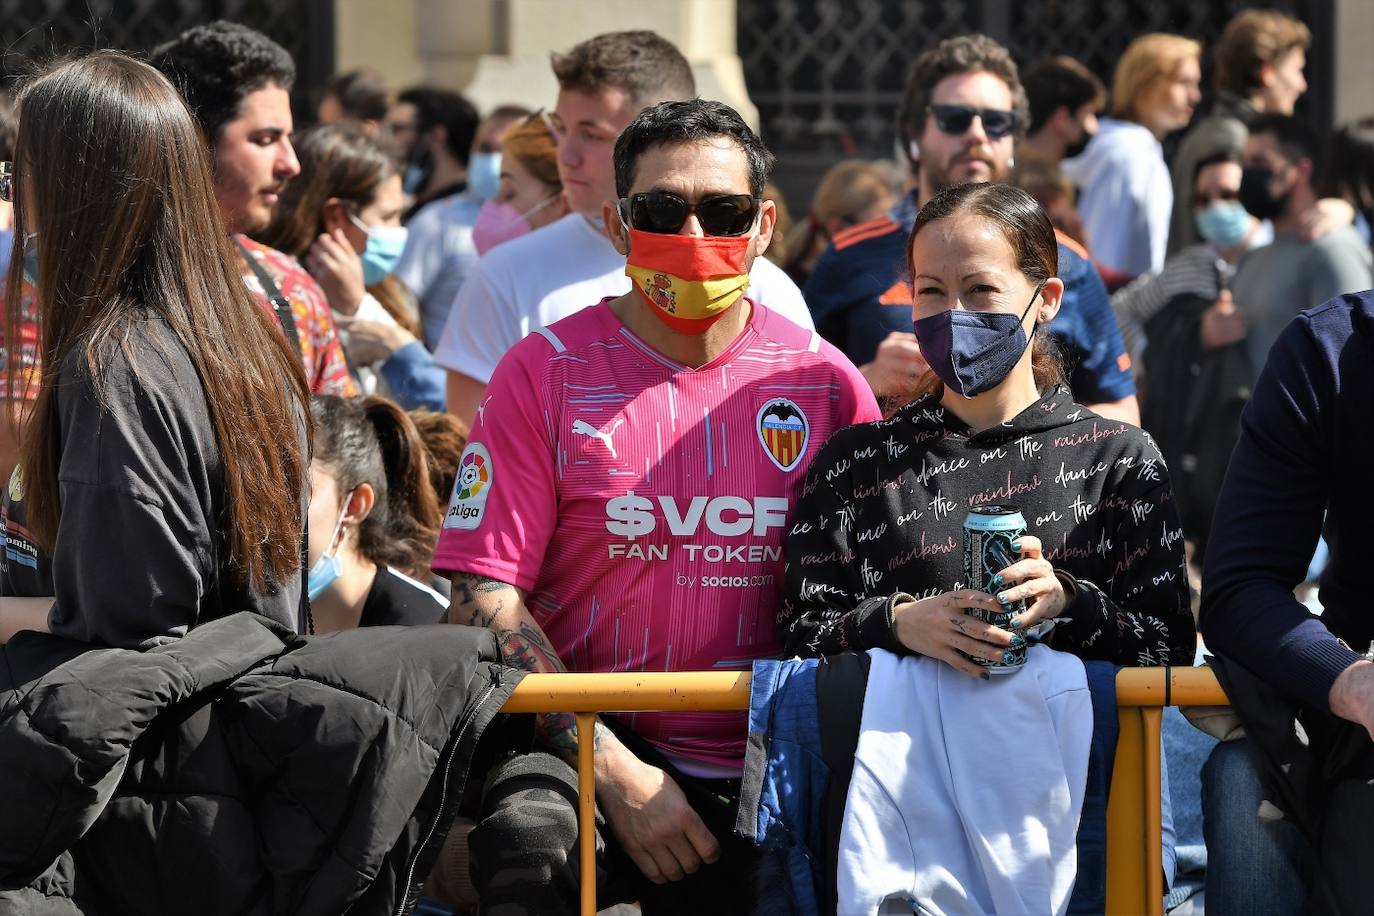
[805,34,1137,424]
[1229,114,1371,383]
[151,22,354,396]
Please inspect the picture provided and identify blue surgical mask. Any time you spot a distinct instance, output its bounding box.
[1195,201,1252,248]
[349,213,408,285]
[306,496,352,601]
[912,284,1044,398]
[468,151,502,202]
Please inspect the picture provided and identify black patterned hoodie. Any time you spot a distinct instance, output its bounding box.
[780,385,1195,665]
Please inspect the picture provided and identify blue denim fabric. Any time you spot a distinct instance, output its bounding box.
[1163,706,1217,912]
[743,657,1128,915]
[742,657,826,915]
[1201,738,1316,916]
[1067,662,1120,914]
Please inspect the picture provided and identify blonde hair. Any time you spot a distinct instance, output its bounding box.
[782,160,900,271]
[1215,10,1311,96]
[501,113,561,192]
[1111,33,1201,123]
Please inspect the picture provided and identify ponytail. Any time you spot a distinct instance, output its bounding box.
[310,394,441,579]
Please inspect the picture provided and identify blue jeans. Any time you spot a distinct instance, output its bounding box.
[1201,739,1317,915]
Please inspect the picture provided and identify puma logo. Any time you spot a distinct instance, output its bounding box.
[572,418,625,459]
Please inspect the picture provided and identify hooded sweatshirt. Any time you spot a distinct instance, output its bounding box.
[781,385,1195,665]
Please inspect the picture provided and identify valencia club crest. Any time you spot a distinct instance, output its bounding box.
[756,398,810,472]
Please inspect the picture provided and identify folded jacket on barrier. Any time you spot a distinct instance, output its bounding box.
[738,648,1130,915]
[0,612,525,915]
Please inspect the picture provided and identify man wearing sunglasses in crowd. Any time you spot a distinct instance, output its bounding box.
[435,30,814,432]
[432,98,878,912]
[805,34,1139,425]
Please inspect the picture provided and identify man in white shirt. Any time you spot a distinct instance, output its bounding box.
[436,30,813,427]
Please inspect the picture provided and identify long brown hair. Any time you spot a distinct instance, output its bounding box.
[905,182,1065,404]
[256,124,420,336]
[310,395,440,579]
[3,52,309,591]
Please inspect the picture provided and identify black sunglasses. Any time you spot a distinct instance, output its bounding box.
[928,104,1019,139]
[620,191,760,237]
[0,162,12,204]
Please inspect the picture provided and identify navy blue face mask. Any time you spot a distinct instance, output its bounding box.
[912,282,1045,398]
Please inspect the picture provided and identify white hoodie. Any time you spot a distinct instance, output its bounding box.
[837,646,1092,915]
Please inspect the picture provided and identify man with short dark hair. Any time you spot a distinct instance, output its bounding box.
[1168,9,1310,254]
[317,68,391,133]
[396,102,530,349]
[804,34,1138,424]
[435,30,814,429]
[433,98,878,912]
[150,20,354,396]
[393,87,481,218]
[1229,113,1371,381]
[1021,56,1105,167]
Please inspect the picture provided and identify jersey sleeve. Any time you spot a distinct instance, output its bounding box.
[1057,248,1136,404]
[431,338,558,589]
[431,261,520,383]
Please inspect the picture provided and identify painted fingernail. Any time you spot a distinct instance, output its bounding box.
[981,672,991,681]
[1010,539,1022,551]
[1010,635,1025,648]
[998,593,1010,604]
[1002,651,1017,664]
[992,574,1004,586]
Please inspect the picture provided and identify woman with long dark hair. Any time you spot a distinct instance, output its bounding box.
[1,52,309,644]
[257,123,451,409]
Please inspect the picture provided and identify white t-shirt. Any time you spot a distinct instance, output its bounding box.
[432,213,814,382]
[395,191,482,350]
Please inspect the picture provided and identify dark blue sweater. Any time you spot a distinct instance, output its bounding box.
[1201,289,1374,710]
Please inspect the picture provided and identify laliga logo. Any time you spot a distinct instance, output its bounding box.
[605,491,788,540]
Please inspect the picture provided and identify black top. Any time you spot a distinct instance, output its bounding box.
[1202,291,1374,711]
[1,314,302,646]
[781,385,1195,665]
[359,564,450,628]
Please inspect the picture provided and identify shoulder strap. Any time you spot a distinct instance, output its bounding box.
[235,238,303,361]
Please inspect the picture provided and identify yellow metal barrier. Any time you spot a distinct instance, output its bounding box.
[501,666,1227,916]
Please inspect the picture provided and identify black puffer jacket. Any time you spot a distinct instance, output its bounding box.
[0,613,524,915]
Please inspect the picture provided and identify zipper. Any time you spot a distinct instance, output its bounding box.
[394,669,502,916]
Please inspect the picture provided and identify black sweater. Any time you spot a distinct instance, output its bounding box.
[781,386,1195,665]
[1202,291,1374,711]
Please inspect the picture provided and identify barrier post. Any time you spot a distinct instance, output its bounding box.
[576,712,597,916]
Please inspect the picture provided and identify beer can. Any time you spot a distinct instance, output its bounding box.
[962,505,1027,674]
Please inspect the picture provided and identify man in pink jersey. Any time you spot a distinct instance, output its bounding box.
[432,99,879,912]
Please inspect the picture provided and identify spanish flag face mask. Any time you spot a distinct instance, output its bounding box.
[623,227,753,334]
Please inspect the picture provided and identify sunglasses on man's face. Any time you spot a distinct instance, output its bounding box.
[0,162,13,204]
[1195,188,1240,207]
[620,191,760,237]
[927,104,1019,140]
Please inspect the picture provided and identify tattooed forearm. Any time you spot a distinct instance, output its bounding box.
[448,573,514,627]
[446,573,609,761]
[496,620,610,761]
[496,621,568,674]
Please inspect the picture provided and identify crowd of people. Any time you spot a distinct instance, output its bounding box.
[0,9,1371,915]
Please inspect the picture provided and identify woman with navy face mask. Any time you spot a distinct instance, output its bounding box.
[780,182,1194,672]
